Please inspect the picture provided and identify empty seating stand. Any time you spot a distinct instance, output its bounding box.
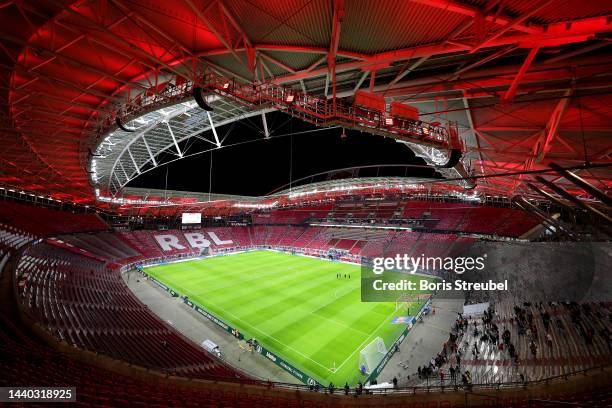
[0,201,109,236]
[15,242,243,380]
[0,223,36,276]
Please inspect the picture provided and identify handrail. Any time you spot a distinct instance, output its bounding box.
[94,72,463,154]
[202,72,463,152]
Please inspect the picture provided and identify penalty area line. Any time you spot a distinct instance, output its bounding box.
[157,279,333,374]
[333,307,399,373]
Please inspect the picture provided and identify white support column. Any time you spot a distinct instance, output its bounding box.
[142,135,157,166]
[206,111,221,147]
[118,160,129,181]
[114,171,122,187]
[127,147,140,174]
[261,112,269,139]
[166,121,183,158]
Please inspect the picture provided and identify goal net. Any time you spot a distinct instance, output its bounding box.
[359,337,388,375]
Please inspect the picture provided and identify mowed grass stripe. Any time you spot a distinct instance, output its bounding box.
[144,251,425,386]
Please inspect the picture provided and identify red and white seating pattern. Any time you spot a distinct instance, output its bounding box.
[1,223,36,275]
[0,201,108,236]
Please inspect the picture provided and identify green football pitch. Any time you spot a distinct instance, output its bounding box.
[144,250,430,386]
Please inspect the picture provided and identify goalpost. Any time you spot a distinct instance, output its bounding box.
[358,337,388,375]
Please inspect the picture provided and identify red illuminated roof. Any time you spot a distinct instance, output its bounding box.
[0,0,610,205]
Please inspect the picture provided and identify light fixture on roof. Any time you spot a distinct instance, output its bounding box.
[222,82,230,89]
[385,117,393,126]
[285,93,295,103]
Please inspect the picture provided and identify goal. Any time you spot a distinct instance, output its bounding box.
[358,337,388,375]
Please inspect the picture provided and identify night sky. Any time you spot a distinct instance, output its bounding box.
[129,111,440,196]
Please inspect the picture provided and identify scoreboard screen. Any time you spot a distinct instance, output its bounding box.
[181,213,201,224]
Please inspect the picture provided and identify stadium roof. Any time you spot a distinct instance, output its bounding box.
[1,0,611,206]
[111,177,476,216]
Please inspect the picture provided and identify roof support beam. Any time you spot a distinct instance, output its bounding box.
[306,56,326,72]
[204,60,250,83]
[127,147,140,174]
[118,160,130,181]
[261,112,269,139]
[166,122,183,158]
[536,87,573,162]
[259,52,296,73]
[255,44,365,60]
[471,0,554,52]
[502,46,540,102]
[273,15,612,85]
[113,172,123,188]
[527,182,575,212]
[0,62,124,102]
[219,1,251,48]
[353,71,369,93]
[184,0,245,69]
[259,57,274,79]
[328,0,344,110]
[218,0,256,71]
[206,111,221,147]
[328,0,344,68]
[389,55,429,86]
[462,96,486,174]
[0,31,149,92]
[111,0,195,59]
[512,196,568,237]
[544,41,609,64]
[409,0,543,34]
[535,175,612,223]
[324,73,329,97]
[0,86,112,113]
[142,135,157,166]
[454,45,517,78]
[47,0,190,81]
[549,163,612,207]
